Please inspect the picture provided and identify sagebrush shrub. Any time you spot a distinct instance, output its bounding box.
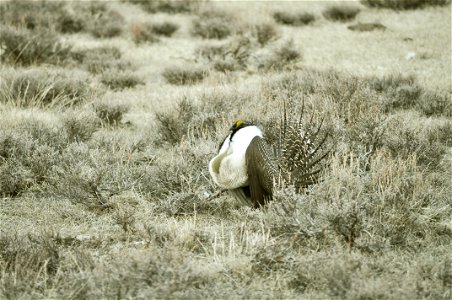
[192,11,234,39]
[322,5,361,22]
[94,102,130,126]
[361,0,451,9]
[62,111,101,142]
[88,9,124,38]
[273,11,316,26]
[100,72,145,91]
[162,66,208,85]
[0,0,66,30]
[130,22,160,44]
[70,46,131,74]
[127,0,199,14]
[151,21,179,36]
[258,40,301,71]
[196,35,253,72]
[254,23,280,46]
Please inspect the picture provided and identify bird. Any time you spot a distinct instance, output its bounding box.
[209,103,330,208]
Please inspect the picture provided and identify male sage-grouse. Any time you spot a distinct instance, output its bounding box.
[209,103,330,208]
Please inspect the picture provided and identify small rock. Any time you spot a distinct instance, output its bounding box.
[405,51,416,60]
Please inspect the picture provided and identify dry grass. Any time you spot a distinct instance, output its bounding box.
[1,1,451,299]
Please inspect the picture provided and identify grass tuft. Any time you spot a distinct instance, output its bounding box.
[0,26,72,66]
[0,68,94,108]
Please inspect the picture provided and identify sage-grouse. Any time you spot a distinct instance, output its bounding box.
[209,104,330,208]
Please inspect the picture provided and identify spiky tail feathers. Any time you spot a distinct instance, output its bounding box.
[275,106,330,192]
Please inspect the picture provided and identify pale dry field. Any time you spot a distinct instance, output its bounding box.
[1,1,451,299]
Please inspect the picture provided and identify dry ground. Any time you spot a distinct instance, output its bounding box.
[1,0,451,299]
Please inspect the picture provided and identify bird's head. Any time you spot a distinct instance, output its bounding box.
[230,120,253,132]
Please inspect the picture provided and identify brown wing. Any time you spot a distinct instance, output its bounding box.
[245,136,278,208]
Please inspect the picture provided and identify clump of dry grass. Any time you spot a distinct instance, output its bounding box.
[322,5,361,22]
[0,26,72,66]
[273,11,316,26]
[0,68,95,108]
[361,0,451,9]
[162,66,208,85]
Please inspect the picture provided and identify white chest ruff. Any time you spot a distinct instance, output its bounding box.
[209,126,263,189]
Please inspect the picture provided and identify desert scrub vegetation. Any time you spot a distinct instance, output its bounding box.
[69,46,132,75]
[0,68,96,108]
[126,0,200,14]
[130,21,179,44]
[130,22,160,44]
[0,1,125,38]
[1,68,451,299]
[0,26,72,66]
[151,21,180,37]
[100,71,145,91]
[253,22,280,46]
[273,11,316,26]
[162,66,208,85]
[94,102,130,126]
[1,1,451,299]
[258,40,302,71]
[322,5,361,22]
[192,10,235,39]
[361,0,451,9]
